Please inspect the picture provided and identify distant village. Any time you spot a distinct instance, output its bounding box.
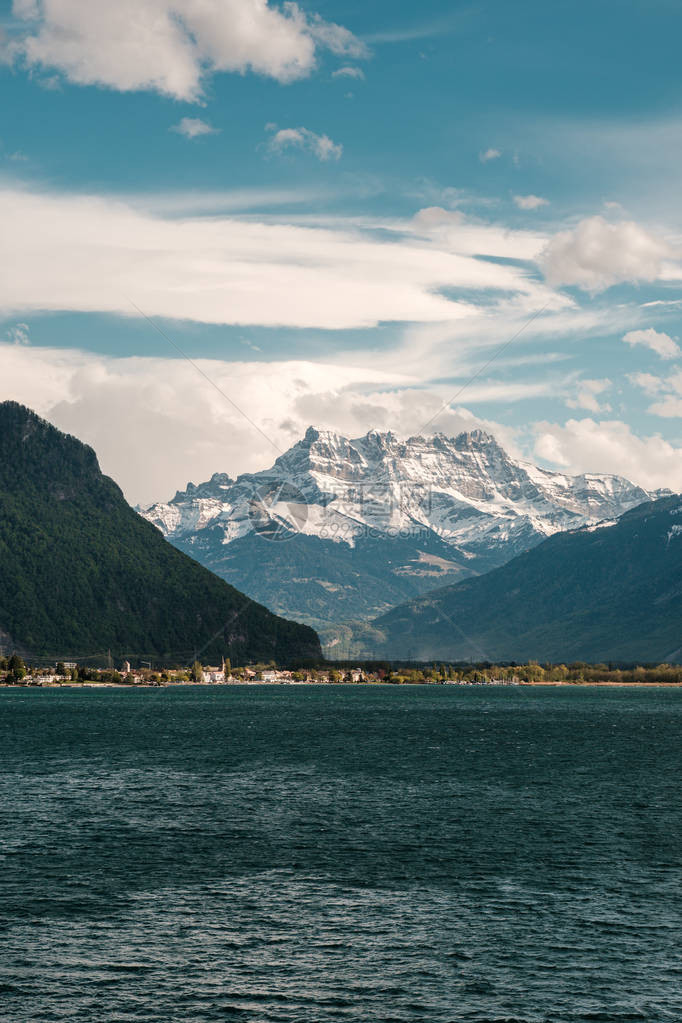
[0,653,529,687]
[3,653,682,687]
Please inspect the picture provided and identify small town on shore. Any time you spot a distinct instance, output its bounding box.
[2,654,682,688]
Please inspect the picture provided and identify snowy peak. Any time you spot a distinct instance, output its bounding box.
[140,425,667,629]
[451,428,498,449]
[275,427,514,491]
[143,425,656,554]
[172,471,234,503]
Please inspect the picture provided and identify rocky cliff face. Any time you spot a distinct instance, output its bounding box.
[142,426,660,631]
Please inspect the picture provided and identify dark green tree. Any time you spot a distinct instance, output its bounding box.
[8,654,26,682]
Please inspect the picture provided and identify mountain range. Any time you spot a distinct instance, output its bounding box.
[142,426,662,638]
[2,405,680,666]
[0,402,320,665]
[367,495,682,664]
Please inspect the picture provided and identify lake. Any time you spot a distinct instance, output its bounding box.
[1,684,681,1022]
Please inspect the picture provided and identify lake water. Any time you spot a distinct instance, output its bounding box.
[1,684,681,1022]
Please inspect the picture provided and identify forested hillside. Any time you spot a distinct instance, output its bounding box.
[0,402,320,664]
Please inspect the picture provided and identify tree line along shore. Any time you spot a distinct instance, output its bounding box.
[2,655,682,687]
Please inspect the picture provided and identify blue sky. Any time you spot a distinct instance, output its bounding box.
[1,0,682,503]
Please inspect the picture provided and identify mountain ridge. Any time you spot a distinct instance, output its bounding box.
[367,495,682,664]
[142,425,663,628]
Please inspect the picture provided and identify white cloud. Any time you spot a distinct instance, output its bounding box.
[565,378,611,413]
[331,65,364,79]
[2,337,675,506]
[513,194,549,210]
[304,13,367,57]
[0,187,555,330]
[628,371,663,398]
[131,185,337,215]
[629,368,682,418]
[170,117,219,139]
[5,322,30,345]
[534,417,682,491]
[541,215,672,292]
[649,397,682,418]
[8,0,366,100]
[622,327,680,360]
[267,125,343,161]
[391,289,646,386]
[0,342,521,504]
[479,148,501,163]
[0,343,402,503]
[409,206,546,261]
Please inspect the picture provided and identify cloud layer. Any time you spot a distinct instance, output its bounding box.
[2,333,680,505]
[534,417,682,491]
[0,342,525,504]
[9,0,366,99]
[0,187,552,330]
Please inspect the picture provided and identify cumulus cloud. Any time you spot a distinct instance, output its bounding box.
[8,0,366,100]
[513,194,549,210]
[0,188,555,330]
[479,148,501,163]
[565,378,611,413]
[534,417,682,491]
[622,327,680,360]
[541,215,672,292]
[629,368,682,418]
[171,117,219,139]
[267,125,343,161]
[331,65,364,79]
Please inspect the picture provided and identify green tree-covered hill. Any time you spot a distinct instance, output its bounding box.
[0,402,320,664]
[369,496,682,663]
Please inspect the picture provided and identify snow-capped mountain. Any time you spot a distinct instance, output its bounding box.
[141,426,662,631]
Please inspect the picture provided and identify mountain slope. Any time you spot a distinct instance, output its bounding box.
[0,402,320,663]
[369,496,682,663]
[142,426,658,627]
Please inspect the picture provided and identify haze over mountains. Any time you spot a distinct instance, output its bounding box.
[368,496,682,664]
[0,403,320,664]
[143,426,662,631]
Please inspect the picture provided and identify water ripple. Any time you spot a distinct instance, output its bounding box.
[1,685,681,1022]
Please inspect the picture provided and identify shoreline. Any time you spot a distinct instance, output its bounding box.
[2,680,682,690]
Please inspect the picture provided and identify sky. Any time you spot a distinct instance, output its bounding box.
[2,0,682,504]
